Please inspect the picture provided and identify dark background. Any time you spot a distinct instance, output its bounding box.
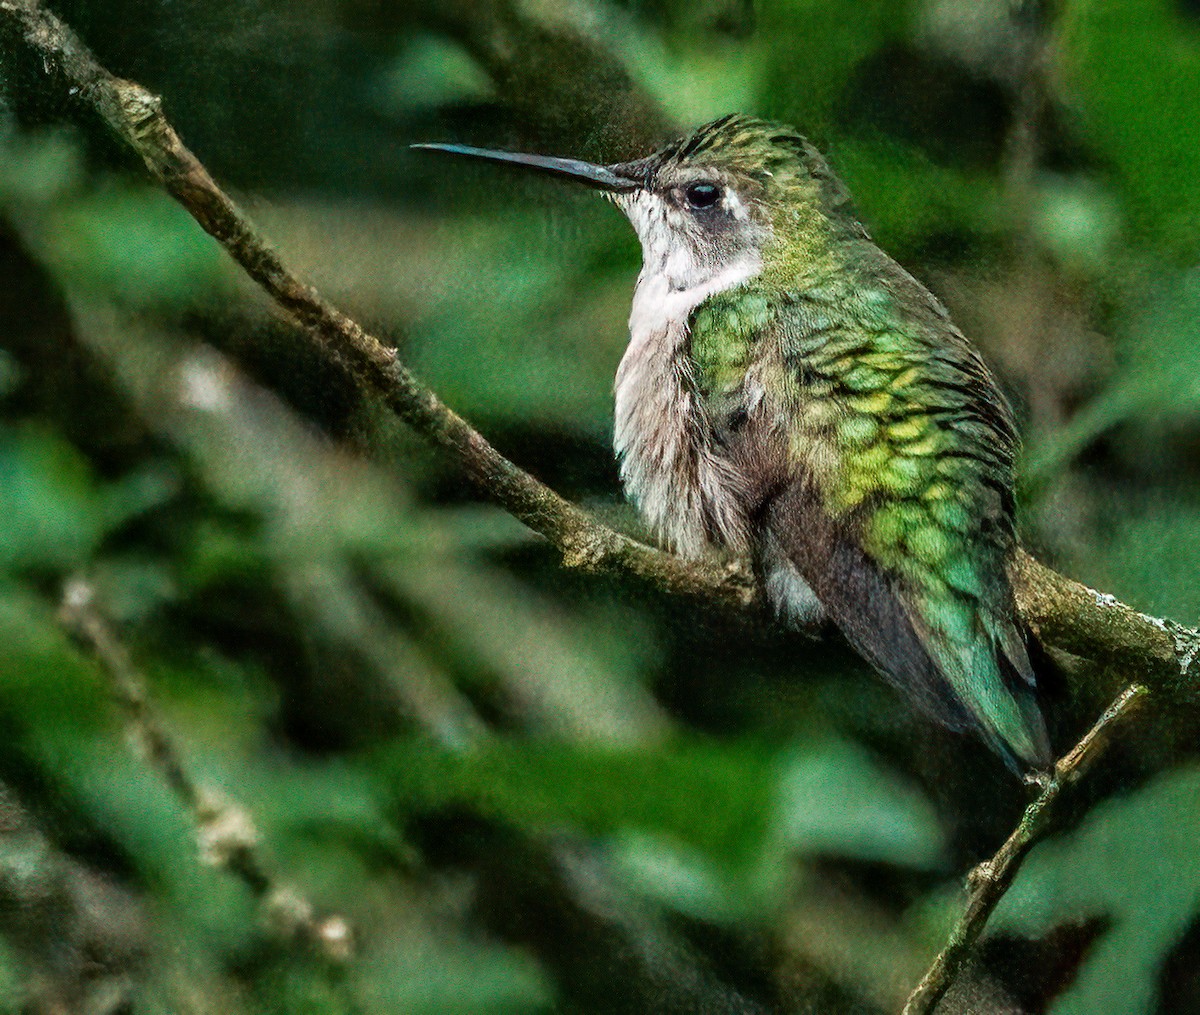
[1,0,1200,1012]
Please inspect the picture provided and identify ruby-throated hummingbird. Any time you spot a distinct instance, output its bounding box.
[417,115,1052,772]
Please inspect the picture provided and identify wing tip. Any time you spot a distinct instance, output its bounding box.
[985,689,1052,776]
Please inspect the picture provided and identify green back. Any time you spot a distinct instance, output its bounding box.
[689,257,1049,768]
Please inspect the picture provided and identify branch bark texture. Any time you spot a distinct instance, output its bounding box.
[2,0,1194,701]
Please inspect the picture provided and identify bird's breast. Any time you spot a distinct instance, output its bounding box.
[614,272,753,559]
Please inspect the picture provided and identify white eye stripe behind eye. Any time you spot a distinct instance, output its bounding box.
[722,190,750,221]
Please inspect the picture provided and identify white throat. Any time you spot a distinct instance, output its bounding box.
[611,193,764,557]
[619,190,764,342]
[628,256,762,347]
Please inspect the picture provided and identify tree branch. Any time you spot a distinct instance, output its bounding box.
[0,0,753,611]
[59,577,353,963]
[1010,552,1200,698]
[902,682,1148,1014]
[2,0,1195,702]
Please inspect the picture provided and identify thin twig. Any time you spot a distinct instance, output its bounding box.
[2,0,1198,703]
[902,682,1149,1014]
[58,577,353,963]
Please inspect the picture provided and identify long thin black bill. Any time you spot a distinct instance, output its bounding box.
[412,143,639,192]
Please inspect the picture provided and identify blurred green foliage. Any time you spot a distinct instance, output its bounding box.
[2,0,1200,1012]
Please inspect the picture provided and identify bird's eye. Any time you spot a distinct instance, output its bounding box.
[684,182,721,210]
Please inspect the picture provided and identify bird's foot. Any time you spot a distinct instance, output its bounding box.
[1023,768,1053,793]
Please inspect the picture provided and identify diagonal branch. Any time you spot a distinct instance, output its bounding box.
[902,682,1149,1014]
[59,576,354,963]
[0,0,753,613]
[0,2,1196,695]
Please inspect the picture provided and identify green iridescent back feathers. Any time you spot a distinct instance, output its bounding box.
[678,117,1051,768]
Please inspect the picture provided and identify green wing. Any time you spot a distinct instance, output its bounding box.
[690,271,1051,770]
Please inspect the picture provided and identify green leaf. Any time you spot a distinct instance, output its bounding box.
[1026,270,1200,479]
[355,938,552,1015]
[40,185,231,307]
[1084,501,1200,622]
[377,736,780,875]
[1060,0,1200,257]
[758,0,916,138]
[0,426,108,571]
[776,739,947,870]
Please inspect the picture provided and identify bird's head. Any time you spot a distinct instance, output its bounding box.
[415,114,864,293]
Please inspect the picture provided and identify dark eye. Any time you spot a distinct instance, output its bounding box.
[684,182,721,210]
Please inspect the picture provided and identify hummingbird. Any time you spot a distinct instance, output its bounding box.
[416,115,1052,772]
